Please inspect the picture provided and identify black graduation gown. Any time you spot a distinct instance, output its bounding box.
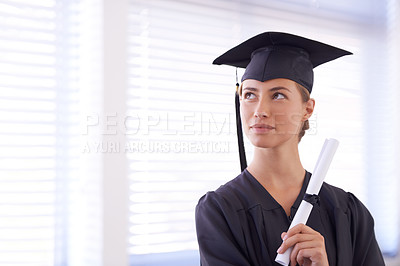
[195,170,385,266]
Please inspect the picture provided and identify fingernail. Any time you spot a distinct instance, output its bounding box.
[283,235,288,241]
[277,247,282,253]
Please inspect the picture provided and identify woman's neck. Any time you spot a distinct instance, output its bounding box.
[247,140,305,190]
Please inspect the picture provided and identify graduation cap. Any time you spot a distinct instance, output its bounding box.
[213,32,352,171]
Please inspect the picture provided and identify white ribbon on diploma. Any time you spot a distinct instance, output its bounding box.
[275,138,339,266]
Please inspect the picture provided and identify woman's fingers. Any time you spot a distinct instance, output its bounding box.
[287,223,316,237]
[283,233,319,265]
[277,225,317,254]
[290,240,326,265]
[277,224,328,266]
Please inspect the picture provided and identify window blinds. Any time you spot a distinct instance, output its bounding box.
[369,0,400,255]
[127,0,241,257]
[0,0,394,265]
[0,0,80,265]
[127,0,394,263]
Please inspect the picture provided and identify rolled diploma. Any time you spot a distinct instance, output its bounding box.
[275,138,339,266]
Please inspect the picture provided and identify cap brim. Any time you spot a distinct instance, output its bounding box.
[213,32,352,69]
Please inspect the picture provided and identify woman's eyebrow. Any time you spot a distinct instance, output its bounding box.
[243,86,292,93]
[269,86,292,93]
[242,87,258,92]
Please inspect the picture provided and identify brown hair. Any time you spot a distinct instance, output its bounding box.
[237,81,311,142]
[295,82,310,142]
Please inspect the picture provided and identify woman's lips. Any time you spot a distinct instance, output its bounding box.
[250,123,275,133]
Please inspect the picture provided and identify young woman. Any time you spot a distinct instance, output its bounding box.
[195,32,384,266]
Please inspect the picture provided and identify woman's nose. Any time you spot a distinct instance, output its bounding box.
[254,111,268,118]
[254,101,270,118]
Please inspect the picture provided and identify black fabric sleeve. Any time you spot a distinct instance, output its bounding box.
[348,193,385,266]
[195,192,251,266]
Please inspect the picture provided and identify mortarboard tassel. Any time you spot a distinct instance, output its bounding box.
[235,79,247,172]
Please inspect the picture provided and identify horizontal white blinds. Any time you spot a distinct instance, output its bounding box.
[369,0,400,255]
[0,0,79,265]
[127,0,239,256]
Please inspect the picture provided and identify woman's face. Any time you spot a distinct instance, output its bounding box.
[240,78,314,149]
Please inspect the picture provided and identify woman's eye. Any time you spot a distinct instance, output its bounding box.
[273,93,285,100]
[244,92,256,100]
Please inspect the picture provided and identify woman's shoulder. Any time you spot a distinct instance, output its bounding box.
[320,181,348,204]
[196,170,256,213]
[320,181,372,219]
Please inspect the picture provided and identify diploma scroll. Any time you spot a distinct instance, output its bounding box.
[275,138,339,266]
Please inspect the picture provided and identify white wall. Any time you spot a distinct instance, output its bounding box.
[102,0,129,265]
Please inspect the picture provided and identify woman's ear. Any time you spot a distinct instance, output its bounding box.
[237,83,243,101]
[303,98,315,121]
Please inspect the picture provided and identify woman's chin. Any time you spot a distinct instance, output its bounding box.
[247,134,298,149]
[248,138,278,149]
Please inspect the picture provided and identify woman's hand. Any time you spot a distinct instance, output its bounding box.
[277,224,329,266]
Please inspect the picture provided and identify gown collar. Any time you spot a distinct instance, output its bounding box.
[242,169,311,212]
